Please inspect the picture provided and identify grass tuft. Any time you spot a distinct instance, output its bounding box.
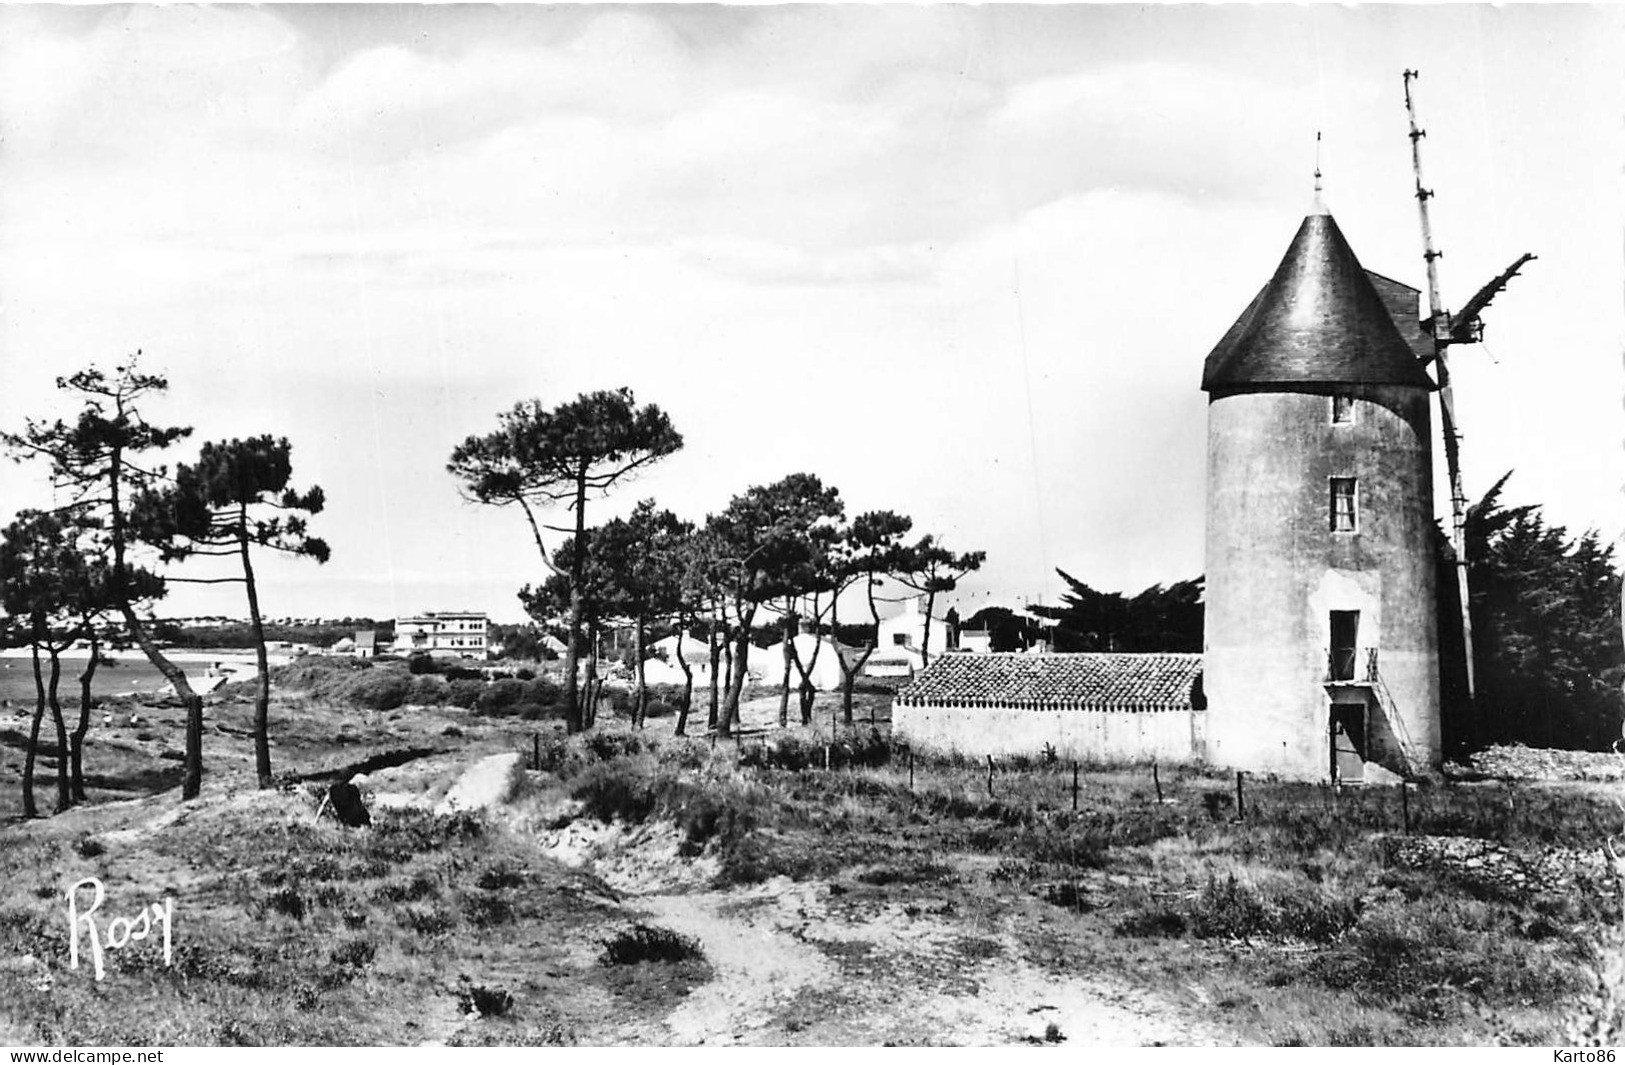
[600,923,704,966]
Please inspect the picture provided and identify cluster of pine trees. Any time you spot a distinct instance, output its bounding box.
[1441,474,1624,752]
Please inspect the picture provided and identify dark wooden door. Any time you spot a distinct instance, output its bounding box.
[1331,703,1366,783]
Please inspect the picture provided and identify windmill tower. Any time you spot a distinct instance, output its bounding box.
[1200,177,1442,782]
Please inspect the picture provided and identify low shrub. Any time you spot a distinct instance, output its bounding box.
[379,874,440,902]
[343,670,412,711]
[476,678,526,715]
[1117,874,1360,944]
[446,679,485,709]
[584,730,647,762]
[408,674,450,706]
[266,887,305,921]
[464,892,515,928]
[456,981,514,1018]
[407,654,441,676]
[600,923,704,966]
[476,863,526,890]
[399,903,456,936]
[329,939,376,969]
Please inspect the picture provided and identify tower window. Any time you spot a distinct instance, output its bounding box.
[1331,393,1355,424]
[1330,478,1358,532]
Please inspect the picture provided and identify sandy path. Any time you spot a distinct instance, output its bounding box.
[627,875,1236,1046]
[641,885,835,1045]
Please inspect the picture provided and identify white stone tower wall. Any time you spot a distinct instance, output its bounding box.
[1203,384,1440,779]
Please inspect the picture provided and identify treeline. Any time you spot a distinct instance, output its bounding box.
[1,358,328,814]
[448,391,985,738]
[1441,474,1624,752]
[152,620,392,650]
[1026,573,1203,653]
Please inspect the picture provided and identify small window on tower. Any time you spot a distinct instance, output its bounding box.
[1330,477,1358,532]
[1331,394,1355,424]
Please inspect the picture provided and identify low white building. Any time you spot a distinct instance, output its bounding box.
[893,652,1205,763]
[958,628,994,654]
[394,611,489,657]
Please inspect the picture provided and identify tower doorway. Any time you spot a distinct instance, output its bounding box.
[1329,610,1360,681]
[1330,702,1367,783]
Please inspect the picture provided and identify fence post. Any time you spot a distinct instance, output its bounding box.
[908,748,915,792]
[1235,770,1246,822]
[532,733,540,772]
[1152,760,1164,803]
[986,754,995,799]
[1401,780,1411,834]
[824,744,831,772]
[1071,762,1080,813]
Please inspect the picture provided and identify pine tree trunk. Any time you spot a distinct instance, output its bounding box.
[720,605,754,737]
[71,627,99,803]
[22,640,45,818]
[239,514,275,788]
[633,618,647,729]
[107,442,204,799]
[706,616,722,730]
[47,649,71,813]
[674,626,694,736]
[778,606,794,728]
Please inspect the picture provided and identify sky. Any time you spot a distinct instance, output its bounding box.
[0,4,1620,625]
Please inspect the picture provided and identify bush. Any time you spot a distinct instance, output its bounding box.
[407,654,441,676]
[476,678,526,716]
[584,730,648,762]
[266,887,305,921]
[464,892,515,927]
[571,761,661,824]
[600,923,704,966]
[408,675,449,706]
[343,670,412,711]
[329,939,376,969]
[456,981,513,1018]
[446,679,485,709]
[521,677,561,707]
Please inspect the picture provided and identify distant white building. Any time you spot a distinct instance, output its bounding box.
[958,628,994,654]
[866,597,952,677]
[393,611,489,657]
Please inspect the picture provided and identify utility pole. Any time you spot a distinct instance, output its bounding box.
[1401,70,1537,722]
[1403,68,1476,704]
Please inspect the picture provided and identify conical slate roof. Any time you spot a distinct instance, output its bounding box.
[1202,212,1434,391]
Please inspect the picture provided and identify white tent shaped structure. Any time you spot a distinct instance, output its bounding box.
[760,633,848,692]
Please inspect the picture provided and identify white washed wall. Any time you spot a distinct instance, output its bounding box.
[893,702,1204,763]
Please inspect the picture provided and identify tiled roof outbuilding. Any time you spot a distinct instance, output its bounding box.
[895,652,1204,712]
